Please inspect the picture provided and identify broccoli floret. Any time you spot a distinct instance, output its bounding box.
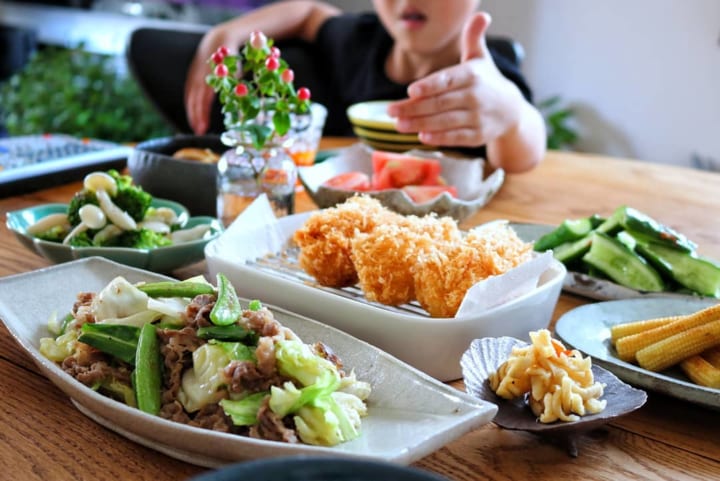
[113,228,171,249]
[108,170,152,221]
[68,231,94,247]
[67,190,99,226]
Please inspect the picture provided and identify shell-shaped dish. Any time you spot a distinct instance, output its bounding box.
[461,337,647,435]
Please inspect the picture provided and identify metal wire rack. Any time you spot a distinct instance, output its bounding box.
[245,246,431,317]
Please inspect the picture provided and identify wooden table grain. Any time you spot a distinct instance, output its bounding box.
[1,139,719,481]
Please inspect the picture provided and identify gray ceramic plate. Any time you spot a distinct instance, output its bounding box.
[461,337,647,436]
[555,298,720,410]
[511,222,716,301]
[0,257,497,468]
[298,144,504,221]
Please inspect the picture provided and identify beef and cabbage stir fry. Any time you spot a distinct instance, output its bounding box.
[40,274,371,446]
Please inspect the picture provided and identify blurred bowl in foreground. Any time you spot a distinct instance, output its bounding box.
[190,456,450,481]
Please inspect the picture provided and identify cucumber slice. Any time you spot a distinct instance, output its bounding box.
[595,207,624,235]
[616,230,637,251]
[582,232,665,292]
[636,241,720,297]
[534,217,596,252]
[553,236,593,264]
[619,206,696,252]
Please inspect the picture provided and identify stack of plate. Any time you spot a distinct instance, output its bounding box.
[347,100,427,152]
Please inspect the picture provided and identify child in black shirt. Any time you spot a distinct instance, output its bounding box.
[185,0,546,172]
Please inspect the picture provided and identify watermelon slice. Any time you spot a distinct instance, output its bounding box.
[371,151,443,189]
[322,171,371,191]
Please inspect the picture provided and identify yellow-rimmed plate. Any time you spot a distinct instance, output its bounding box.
[352,126,419,143]
[347,100,399,131]
[356,137,430,152]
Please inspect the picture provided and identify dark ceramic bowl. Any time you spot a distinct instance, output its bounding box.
[190,457,449,481]
[128,135,226,217]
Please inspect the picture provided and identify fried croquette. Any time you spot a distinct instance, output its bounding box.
[413,222,533,318]
[465,222,533,274]
[398,214,462,243]
[292,196,403,287]
[413,242,494,318]
[351,224,434,305]
[293,197,533,317]
[350,214,462,305]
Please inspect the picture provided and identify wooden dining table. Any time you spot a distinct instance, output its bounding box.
[1,138,719,480]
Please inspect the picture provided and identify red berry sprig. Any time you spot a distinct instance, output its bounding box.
[206,31,312,150]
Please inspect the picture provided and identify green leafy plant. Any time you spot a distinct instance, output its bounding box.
[206,31,311,150]
[538,95,579,150]
[0,45,171,143]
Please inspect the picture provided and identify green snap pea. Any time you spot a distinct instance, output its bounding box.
[197,324,259,344]
[78,324,140,364]
[137,281,215,298]
[134,323,162,415]
[209,273,241,326]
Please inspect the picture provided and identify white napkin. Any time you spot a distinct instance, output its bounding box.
[455,251,554,317]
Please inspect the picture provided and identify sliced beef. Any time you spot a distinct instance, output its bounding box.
[188,403,234,433]
[243,308,282,337]
[185,294,216,329]
[248,396,298,443]
[61,342,132,387]
[157,326,205,405]
[225,360,289,394]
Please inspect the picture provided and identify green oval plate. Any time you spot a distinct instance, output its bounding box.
[6,198,223,273]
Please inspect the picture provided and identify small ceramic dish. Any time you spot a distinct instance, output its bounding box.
[298,144,504,221]
[6,198,222,272]
[461,337,647,439]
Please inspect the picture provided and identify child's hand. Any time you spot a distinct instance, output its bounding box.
[387,12,525,148]
[185,30,236,135]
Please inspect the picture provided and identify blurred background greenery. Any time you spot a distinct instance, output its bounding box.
[0,45,172,143]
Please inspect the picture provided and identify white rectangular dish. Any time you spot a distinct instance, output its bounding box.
[205,198,566,381]
[0,257,497,467]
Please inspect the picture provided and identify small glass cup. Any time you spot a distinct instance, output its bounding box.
[286,103,327,168]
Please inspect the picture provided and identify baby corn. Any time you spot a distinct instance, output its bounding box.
[680,353,720,388]
[614,304,720,362]
[701,345,720,368]
[635,318,720,372]
[610,316,680,345]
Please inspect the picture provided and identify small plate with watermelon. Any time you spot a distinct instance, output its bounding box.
[299,143,505,221]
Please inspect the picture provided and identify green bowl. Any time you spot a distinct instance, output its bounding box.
[6,198,223,273]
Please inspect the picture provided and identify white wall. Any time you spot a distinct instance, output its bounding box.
[483,0,720,168]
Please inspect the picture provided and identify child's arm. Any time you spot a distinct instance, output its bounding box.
[185,0,340,135]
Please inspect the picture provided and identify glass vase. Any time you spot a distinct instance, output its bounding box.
[216,131,297,227]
